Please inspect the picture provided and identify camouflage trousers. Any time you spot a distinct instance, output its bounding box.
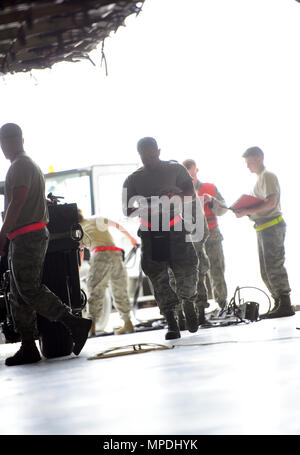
[8,228,70,340]
[256,219,291,298]
[140,230,199,316]
[193,240,210,307]
[205,227,228,306]
[169,239,210,311]
[87,250,131,322]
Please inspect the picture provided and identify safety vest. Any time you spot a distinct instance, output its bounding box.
[197,182,218,230]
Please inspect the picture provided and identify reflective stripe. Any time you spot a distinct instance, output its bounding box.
[198,183,218,229]
[140,214,182,228]
[92,246,123,254]
[169,214,182,227]
[206,216,218,228]
[140,218,151,228]
[254,216,283,232]
[8,222,47,240]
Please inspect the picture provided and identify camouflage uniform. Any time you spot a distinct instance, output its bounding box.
[193,221,210,308]
[195,181,228,307]
[123,158,200,335]
[87,250,131,322]
[140,229,199,317]
[249,166,291,300]
[204,226,227,306]
[170,218,210,311]
[9,228,70,340]
[1,135,90,365]
[256,219,290,298]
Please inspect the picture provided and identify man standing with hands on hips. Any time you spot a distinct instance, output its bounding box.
[235,146,294,319]
[0,123,91,366]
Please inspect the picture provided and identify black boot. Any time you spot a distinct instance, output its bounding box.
[197,305,208,326]
[263,295,295,319]
[176,309,186,330]
[165,311,181,340]
[183,301,198,333]
[60,312,92,355]
[5,339,41,366]
[218,300,227,310]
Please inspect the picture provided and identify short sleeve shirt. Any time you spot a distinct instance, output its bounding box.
[81,217,115,251]
[4,153,48,232]
[122,160,194,215]
[250,168,282,221]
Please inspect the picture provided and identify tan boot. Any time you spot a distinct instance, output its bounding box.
[263,294,295,319]
[115,318,134,335]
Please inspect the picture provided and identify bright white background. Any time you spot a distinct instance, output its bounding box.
[1,0,300,307]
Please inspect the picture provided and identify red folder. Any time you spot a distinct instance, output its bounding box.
[230,194,263,211]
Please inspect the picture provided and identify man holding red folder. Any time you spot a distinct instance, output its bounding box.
[235,146,294,319]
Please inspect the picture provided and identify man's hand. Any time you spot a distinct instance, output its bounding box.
[234,194,277,219]
[129,236,138,248]
[203,193,213,204]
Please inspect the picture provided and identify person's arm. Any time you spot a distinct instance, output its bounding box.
[125,197,146,218]
[234,193,278,218]
[122,177,141,218]
[178,167,196,199]
[161,165,196,200]
[107,219,138,247]
[180,183,196,199]
[204,187,228,216]
[0,186,29,255]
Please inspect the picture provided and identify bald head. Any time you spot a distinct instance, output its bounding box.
[0,123,23,140]
[137,136,160,169]
[0,123,24,161]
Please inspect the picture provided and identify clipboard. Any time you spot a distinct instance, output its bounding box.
[229,194,263,211]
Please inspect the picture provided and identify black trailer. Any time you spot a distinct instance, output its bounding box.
[0,195,86,359]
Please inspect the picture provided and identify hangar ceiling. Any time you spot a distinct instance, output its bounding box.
[0,0,144,75]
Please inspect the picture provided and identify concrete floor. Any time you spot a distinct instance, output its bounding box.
[1,308,300,436]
